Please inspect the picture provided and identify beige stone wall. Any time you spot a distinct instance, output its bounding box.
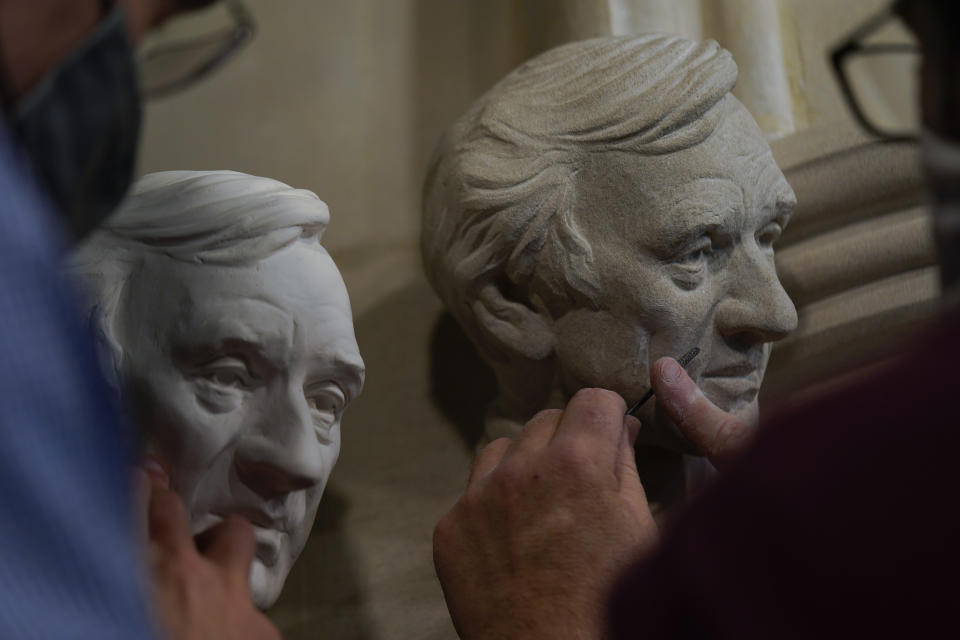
[139,1,903,280]
[137,5,527,638]
[139,1,899,287]
[139,0,527,316]
[609,0,893,137]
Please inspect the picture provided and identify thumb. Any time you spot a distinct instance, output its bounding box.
[650,357,754,470]
[197,516,257,589]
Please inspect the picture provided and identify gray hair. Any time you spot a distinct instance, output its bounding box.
[68,170,330,385]
[421,34,738,350]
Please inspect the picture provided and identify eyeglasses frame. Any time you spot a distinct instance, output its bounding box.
[139,0,255,98]
[830,0,919,142]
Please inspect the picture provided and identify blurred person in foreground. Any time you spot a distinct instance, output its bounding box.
[432,1,960,638]
[0,1,277,638]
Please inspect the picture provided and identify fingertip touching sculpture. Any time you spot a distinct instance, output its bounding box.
[69,170,364,609]
[422,34,797,453]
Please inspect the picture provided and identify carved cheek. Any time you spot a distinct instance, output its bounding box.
[142,373,243,470]
[552,308,652,397]
[193,379,245,414]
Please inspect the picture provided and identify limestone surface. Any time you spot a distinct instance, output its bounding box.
[421,35,798,457]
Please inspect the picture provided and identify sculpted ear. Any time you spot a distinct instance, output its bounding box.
[472,282,554,361]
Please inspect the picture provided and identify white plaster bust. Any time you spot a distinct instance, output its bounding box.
[422,34,797,454]
[69,170,364,609]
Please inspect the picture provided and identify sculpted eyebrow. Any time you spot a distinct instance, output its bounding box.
[655,198,727,254]
[175,337,285,374]
[643,182,737,258]
[338,363,365,401]
[309,359,364,402]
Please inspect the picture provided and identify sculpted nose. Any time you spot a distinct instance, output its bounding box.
[235,391,326,499]
[715,248,798,344]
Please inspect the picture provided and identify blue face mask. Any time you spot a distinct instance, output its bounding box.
[5,6,141,242]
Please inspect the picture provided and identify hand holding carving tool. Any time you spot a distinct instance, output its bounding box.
[625,347,700,417]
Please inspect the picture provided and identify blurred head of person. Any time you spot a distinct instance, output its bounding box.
[896,0,960,291]
[0,0,222,240]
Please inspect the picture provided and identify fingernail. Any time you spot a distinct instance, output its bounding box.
[661,358,682,383]
[140,455,170,488]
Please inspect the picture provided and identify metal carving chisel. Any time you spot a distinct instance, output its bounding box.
[625,347,700,417]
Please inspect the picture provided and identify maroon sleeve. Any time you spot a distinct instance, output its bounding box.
[609,317,960,639]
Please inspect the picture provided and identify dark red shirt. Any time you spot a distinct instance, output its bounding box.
[609,310,960,638]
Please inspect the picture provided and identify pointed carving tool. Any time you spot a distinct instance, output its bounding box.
[625,347,700,417]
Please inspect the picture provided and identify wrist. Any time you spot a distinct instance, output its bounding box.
[463,604,603,640]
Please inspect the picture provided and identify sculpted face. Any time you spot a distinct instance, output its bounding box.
[118,243,363,608]
[551,97,797,450]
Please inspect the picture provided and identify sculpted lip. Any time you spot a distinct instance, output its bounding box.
[209,509,288,568]
[702,362,759,378]
[253,527,282,568]
[217,506,286,530]
[700,363,761,402]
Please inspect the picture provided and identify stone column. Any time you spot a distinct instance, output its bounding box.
[522,0,613,53]
[707,0,797,137]
[609,0,701,40]
[603,0,804,138]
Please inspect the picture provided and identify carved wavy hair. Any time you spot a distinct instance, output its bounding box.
[68,170,330,385]
[421,34,738,352]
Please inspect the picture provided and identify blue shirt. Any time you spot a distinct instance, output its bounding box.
[0,125,156,638]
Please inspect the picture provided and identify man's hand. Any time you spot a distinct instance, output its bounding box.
[649,356,755,470]
[433,388,657,640]
[137,465,281,640]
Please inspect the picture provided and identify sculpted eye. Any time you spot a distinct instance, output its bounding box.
[305,383,346,442]
[196,357,254,389]
[209,369,245,386]
[309,395,341,415]
[675,240,713,267]
[186,356,254,414]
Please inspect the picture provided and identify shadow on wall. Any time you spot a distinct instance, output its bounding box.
[411,0,527,213]
[429,314,498,451]
[274,280,481,640]
[413,0,524,451]
[270,488,376,640]
[266,4,530,636]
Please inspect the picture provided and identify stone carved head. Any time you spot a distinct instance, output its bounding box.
[422,35,797,451]
[69,171,364,608]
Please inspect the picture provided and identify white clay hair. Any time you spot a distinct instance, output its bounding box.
[67,170,331,387]
[91,170,329,264]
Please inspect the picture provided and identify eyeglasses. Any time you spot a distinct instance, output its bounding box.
[138,0,255,98]
[830,1,920,141]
